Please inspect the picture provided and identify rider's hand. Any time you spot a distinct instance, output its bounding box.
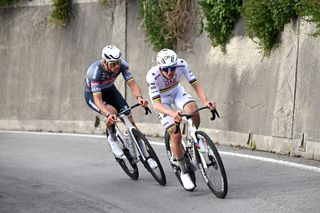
[206,101,216,111]
[137,96,148,108]
[106,113,117,128]
[172,110,182,124]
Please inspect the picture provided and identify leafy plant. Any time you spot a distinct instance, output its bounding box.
[49,0,72,26]
[139,0,175,50]
[242,0,297,56]
[199,0,242,53]
[296,0,320,35]
[139,0,196,51]
[0,0,20,6]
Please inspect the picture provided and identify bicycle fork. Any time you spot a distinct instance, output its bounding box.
[119,114,149,162]
[186,121,210,170]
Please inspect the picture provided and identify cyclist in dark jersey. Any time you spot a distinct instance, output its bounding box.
[84,45,148,158]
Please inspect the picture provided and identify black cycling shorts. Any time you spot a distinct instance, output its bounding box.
[84,85,130,115]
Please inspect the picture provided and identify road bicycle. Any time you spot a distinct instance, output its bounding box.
[107,103,166,186]
[164,107,228,198]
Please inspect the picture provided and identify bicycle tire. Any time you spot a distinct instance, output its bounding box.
[131,129,166,186]
[195,131,228,198]
[116,135,139,180]
[164,132,196,191]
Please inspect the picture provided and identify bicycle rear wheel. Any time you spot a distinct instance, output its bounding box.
[164,132,196,191]
[116,134,139,180]
[195,131,228,198]
[131,129,166,186]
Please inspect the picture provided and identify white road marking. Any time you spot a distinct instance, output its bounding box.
[219,151,320,173]
[1,130,320,173]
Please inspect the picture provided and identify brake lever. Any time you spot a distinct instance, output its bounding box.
[144,106,152,115]
[210,109,220,121]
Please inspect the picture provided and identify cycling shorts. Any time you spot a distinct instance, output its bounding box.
[84,85,130,115]
[155,85,194,131]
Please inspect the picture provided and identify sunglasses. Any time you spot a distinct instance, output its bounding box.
[161,65,177,73]
[107,60,121,66]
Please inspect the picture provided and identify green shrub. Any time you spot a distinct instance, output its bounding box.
[139,0,175,50]
[49,0,72,26]
[242,0,297,56]
[296,0,320,35]
[0,0,20,6]
[199,0,242,53]
[139,0,195,51]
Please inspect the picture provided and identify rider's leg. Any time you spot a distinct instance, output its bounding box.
[104,105,117,131]
[84,90,124,158]
[168,125,195,190]
[105,105,125,158]
[183,101,200,129]
[167,125,184,160]
[174,86,200,128]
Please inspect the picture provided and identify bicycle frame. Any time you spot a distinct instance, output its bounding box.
[114,103,151,162]
[180,107,219,169]
[110,103,166,185]
[165,107,227,196]
[115,114,147,162]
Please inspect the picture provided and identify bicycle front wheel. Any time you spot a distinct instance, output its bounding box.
[195,131,228,198]
[116,135,139,180]
[131,129,166,186]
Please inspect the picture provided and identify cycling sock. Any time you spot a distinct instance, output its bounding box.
[107,125,117,140]
[177,157,187,174]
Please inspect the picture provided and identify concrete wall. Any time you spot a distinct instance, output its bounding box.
[1,0,320,159]
[0,0,126,132]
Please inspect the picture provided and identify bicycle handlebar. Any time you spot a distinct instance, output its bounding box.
[174,106,220,134]
[174,107,219,134]
[179,106,220,121]
[117,103,152,117]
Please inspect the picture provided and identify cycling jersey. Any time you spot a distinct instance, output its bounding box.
[146,58,197,104]
[146,58,198,130]
[85,59,133,94]
[84,59,132,115]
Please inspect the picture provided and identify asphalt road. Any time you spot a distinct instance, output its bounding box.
[0,131,320,213]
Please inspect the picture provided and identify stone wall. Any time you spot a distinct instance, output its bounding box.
[0,0,319,159]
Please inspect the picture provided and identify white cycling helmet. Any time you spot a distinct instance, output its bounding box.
[156,48,177,68]
[101,45,122,62]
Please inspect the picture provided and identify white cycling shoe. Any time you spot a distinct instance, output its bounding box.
[147,158,158,170]
[180,172,195,190]
[108,135,124,158]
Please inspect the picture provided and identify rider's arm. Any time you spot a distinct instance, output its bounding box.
[127,80,148,107]
[127,79,143,99]
[192,82,209,105]
[181,59,216,110]
[122,66,147,106]
[192,82,216,110]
